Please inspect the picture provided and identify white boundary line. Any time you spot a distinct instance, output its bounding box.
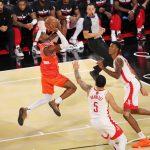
[0,117,149,143]
[0,69,91,85]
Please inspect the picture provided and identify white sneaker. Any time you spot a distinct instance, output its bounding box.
[72,41,84,53]
[69,38,78,45]
[32,45,40,55]
[15,47,24,57]
[111,33,117,42]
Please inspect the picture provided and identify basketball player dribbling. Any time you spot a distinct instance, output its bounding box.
[18,16,77,126]
[73,61,127,150]
[98,41,150,148]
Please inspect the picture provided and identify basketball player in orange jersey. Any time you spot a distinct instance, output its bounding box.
[98,41,150,148]
[73,61,127,150]
[18,17,77,126]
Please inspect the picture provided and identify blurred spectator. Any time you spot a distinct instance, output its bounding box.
[0,0,15,58]
[110,0,146,41]
[56,0,81,38]
[138,0,150,30]
[31,0,55,53]
[12,0,38,57]
[55,0,81,61]
[93,0,112,34]
[69,0,88,44]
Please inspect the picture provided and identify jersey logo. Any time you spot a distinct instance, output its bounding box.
[43,61,50,64]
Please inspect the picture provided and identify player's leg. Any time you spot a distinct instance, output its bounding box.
[131,108,150,115]
[115,133,127,150]
[88,38,112,80]
[49,75,77,116]
[110,13,122,41]
[69,18,84,44]
[123,109,141,133]
[123,80,150,148]
[13,27,24,57]
[18,94,53,126]
[59,80,77,100]
[136,7,145,40]
[108,140,118,150]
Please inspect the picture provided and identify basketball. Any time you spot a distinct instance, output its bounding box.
[45,16,59,31]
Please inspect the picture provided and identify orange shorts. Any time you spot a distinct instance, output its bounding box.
[41,74,68,94]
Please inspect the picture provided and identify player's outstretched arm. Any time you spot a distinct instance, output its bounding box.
[73,61,92,93]
[97,58,123,79]
[106,92,123,114]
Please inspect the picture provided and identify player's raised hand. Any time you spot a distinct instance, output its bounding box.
[72,61,79,71]
[140,87,149,96]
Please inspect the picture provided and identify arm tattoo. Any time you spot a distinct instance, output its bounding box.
[74,70,92,92]
[103,58,122,79]
[74,70,81,80]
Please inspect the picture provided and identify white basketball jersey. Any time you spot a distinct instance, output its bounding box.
[113,55,135,84]
[88,87,109,119]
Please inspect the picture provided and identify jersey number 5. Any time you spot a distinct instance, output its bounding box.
[94,102,98,112]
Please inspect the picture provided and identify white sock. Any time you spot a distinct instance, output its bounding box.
[16,45,20,48]
[116,134,127,150]
[111,30,117,41]
[71,18,84,40]
[33,42,37,46]
[138,131,146,139]
[55,97,63,104]
[137,28,142,33]
[27,94,53,114]
[117,30,121,35]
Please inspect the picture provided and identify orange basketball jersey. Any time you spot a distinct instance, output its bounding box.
[38,43,59,77]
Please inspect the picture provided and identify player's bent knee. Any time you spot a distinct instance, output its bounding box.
[64,80,77,92]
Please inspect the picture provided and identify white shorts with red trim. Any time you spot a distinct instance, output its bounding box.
[123,78,140,110]
[90,117,123,140]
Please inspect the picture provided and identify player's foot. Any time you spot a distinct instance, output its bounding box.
[15,46,24,57]
[132,138,150,148]
[90,70,99,81]
[18,107,27,126]
[49,100,61,117]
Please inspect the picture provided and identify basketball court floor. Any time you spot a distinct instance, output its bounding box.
[0,59,149,150]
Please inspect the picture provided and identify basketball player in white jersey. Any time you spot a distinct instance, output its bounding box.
[98,41,150,148]
[72,61,127,150]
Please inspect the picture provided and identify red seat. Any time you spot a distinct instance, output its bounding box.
[0,49,9,55]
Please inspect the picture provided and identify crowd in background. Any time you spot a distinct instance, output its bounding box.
[0,0,150,66]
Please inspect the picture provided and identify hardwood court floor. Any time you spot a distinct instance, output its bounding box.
[0,59,149,150]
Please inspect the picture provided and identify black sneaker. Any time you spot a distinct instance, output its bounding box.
[49,100,61,117]
[18,107,27,126]
[90,70,99,81]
